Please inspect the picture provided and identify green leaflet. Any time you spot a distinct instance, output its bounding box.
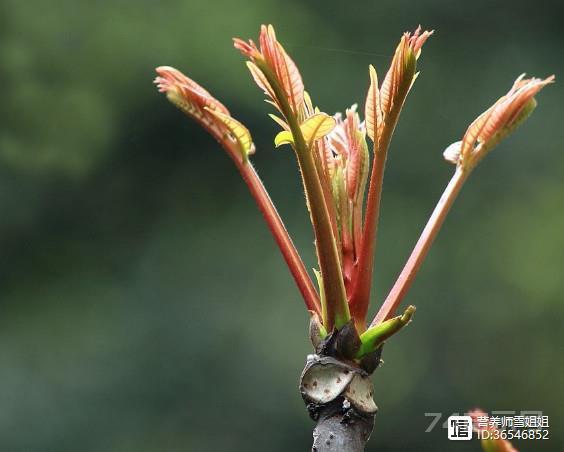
[356,305,416,359]
[268,113,289,130]
[331,164,346,235]
[355,130,370,205]
[274,130,294,148]
[398,48,417,102]
[273,113,336,150]
[300,113,336,148]
[205,108,255,162]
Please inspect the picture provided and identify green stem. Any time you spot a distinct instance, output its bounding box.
[257,61,349,330]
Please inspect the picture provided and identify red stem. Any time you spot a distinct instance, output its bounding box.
[348,149,387,326]
[226,143,321,315]
[349,70,419,329]
[170,90,321,315]
[370,166,468,326]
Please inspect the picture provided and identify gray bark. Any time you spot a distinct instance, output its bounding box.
[300,354,380,452]
[302,322,383,451]
[311,397,374,452]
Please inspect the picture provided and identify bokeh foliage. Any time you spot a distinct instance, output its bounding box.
[1,0,563,450]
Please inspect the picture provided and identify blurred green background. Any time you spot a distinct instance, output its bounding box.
[1,0,562,450]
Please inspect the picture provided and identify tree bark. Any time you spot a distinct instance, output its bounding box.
[300,353,380,452]
[311,397,374,452]
[302,321,383,451]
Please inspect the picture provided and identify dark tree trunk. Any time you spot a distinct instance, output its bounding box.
[300,353,381,452]
[311,398,374,452]
[302,321,383,451]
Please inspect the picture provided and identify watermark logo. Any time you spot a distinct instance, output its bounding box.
[447,416,472,440]
[425,411,550,442]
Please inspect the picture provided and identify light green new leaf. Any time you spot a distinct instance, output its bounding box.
[300,113,336,149]
[274,130,294,148]
[274,113,335,150]
[205,108,255,162]
[268,113,289,130]
[356,305,416,358]
[313,268,328,327]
